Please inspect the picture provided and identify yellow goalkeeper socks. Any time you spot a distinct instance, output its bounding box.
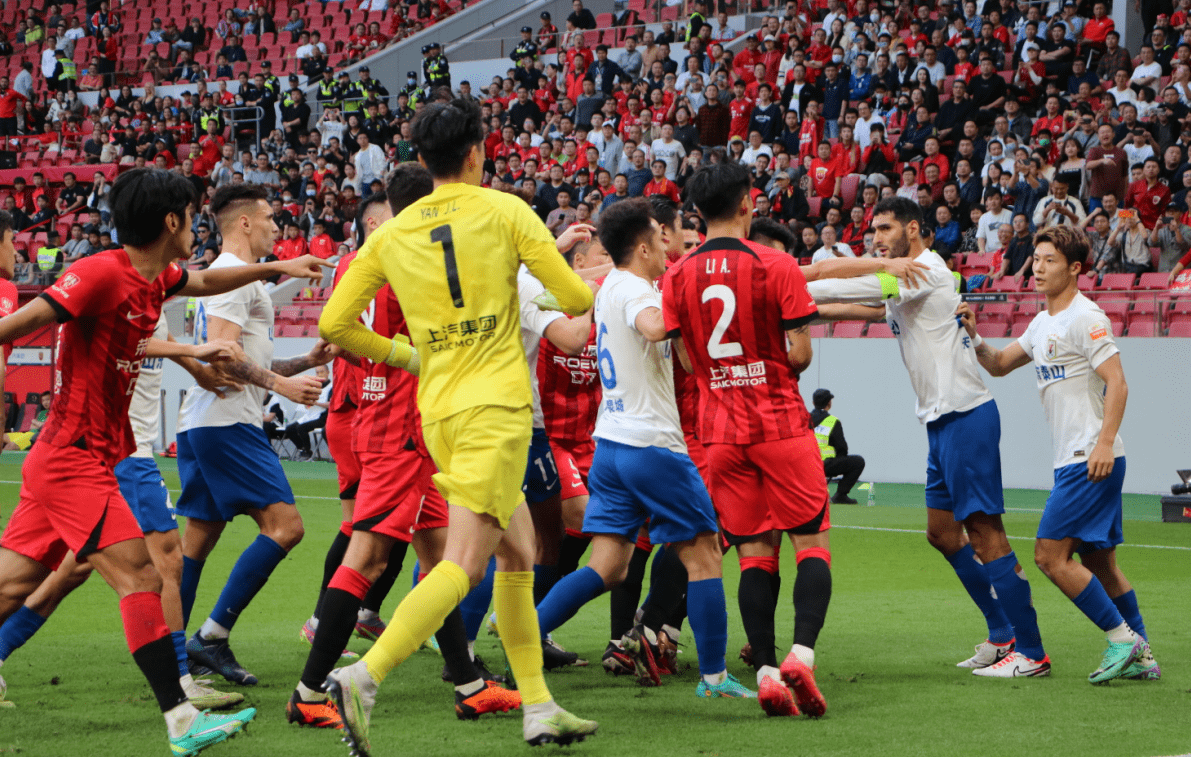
[362,560,469,684]
[494,571,552,707]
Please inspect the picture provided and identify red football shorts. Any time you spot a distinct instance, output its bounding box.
[706,432,830,544]
[551,438,594,500]
[353,448,449,543]
[325,408,360,499]
[1,444,144,569]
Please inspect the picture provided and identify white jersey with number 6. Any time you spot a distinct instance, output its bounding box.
[591,268,686,453]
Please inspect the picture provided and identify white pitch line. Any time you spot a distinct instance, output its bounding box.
[834,524,1191,551]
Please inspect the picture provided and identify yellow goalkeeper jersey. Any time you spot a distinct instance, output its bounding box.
[320,182,593,424]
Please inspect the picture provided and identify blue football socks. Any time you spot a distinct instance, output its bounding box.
[945,544,1014,644]
[1112,589,1147,640]
[1073,575,1126,632]
[533,563,560,605]
[179,555,205,630]
[171,630,188,678]
[536,566,606,638]
[0,606,46,662]
[986,552,1045,660]
[686,578,729,676]
[208,535,287,632]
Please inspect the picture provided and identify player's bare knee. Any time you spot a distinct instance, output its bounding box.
[268,511,305,550]
[926,528,961,554]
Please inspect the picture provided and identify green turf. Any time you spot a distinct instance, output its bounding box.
[0,454,1188,757]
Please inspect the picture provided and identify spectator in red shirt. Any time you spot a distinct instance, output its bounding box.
[1081,2,1114,49]
[832,124,862,176]
[798,99,824,161]
[728,80,754,141]
[1126,157,1173,230]
[840,205,867,254]
[0,76,29,136]
[810,140,843,210]
[918,137,950,183]
[643,159,681,203]
[274,222,307,260]
[307,219,336,259]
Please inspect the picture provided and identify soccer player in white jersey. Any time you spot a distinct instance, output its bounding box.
[176,183,332,686]
[0,316,244,711]
[957,225,1159,682]
[534,198,754,699]
[808,197,1050,676]
[516,223,599,669]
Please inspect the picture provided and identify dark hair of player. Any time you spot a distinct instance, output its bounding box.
[872,196,923,228]
[598,197,655,266]
[1033,224,1089,268]
[210,183,270,231]
[109,168,198,247]
[647,195,679,230]
[411,98,483,177]
[0,210,12,240]
[686,161,751,222]
[748,217,797,252]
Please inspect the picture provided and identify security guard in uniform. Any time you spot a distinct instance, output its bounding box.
[338,70,366,114]
[194,94,224,136]
[511,25,539,63]
[260,60,282,97]
[810,389,866,505]
[425,42,450,90]
[357,66,389,106]
[316,67,340,110]
[54,48,77,93]
[35,231,65,284]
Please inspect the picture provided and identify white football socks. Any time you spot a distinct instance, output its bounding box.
[164,701,201,738]
[757,665,781,687]
[791,644,815,668]
[198,618,230,641]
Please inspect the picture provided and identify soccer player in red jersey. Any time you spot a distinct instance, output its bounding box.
[661,161,831,719]
[300,202,406,648]
[290,165,521,728]
[0,168,327,753]
[0,212,18,371]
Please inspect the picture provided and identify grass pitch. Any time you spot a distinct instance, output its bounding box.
[0,454,1188,757]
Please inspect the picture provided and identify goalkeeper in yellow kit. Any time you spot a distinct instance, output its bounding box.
[318,98,597,754]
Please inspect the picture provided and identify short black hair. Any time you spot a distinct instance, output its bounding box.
[109,168,198,247]
[872,196,922,228]
[385,163,435,215]
[411,98,483,177]
[210,183,269,230]
[748,217,797,252]
[686,161,751,222]
[598,197,655,266]
[648,195,679,230]
[0,210,12,241]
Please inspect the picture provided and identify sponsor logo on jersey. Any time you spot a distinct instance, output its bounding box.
[1089,323,1108,341]
[1045,335,1059,360]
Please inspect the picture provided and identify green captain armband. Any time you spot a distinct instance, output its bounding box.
[533,291,564,312]
[873,271,901,300]
[384,338,420,376]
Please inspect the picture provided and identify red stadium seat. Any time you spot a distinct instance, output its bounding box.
[839,174,860,210]
[280,324,305,338]
[1136,272,1169,290]
[809,324,830,338]
[975,322,1008,338]
[1168,322,1191,337]
[865,322,894,337]
[1098,273,1135,290]
[1126,321,1157,337]
[1009,320,1029,337]
[832,321,865,338]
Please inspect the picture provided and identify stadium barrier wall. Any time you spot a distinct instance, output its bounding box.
[157,337,1190,496]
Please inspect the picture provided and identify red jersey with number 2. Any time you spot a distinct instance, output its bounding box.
[38,251,188,466]
[661,237,818,445]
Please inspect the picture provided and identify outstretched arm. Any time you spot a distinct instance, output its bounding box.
[0,298,59,346]
[180,254,331,297]
[957,302,1032,376]
[319,250,417,372]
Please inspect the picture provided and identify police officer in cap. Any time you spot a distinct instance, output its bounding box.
[282,74,302,107]
[810,389,866,505]
[260,60,281,96]
[400,70,420,100]
[425,41,450,90]
[511,25,539,63]
[317,67,339,110]
[338,70,366,114]
[357,65,389,107]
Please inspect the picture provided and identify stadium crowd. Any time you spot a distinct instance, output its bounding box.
[5,0,1191,292]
